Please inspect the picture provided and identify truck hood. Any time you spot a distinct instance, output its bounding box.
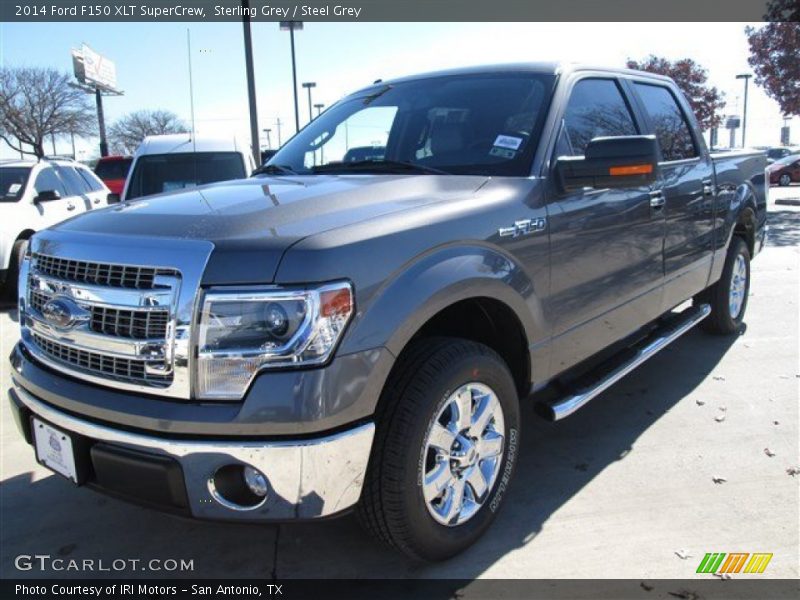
[52,174,489,284]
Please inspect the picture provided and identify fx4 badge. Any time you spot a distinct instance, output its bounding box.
[499,218,546,238]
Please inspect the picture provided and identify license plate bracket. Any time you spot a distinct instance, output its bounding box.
[32,418,79,484]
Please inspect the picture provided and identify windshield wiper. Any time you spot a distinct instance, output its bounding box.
[252,164,299,176]
[311,159,450,175]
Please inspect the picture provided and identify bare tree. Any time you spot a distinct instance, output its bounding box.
[109,110,188,154]
[0,67,96,158]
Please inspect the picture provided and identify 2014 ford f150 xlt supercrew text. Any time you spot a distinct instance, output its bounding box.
[9,64,767,561]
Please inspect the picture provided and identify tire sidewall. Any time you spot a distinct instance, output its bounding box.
[397,350,520,560]
[721,238,750,329]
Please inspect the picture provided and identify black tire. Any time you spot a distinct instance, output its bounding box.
[695,237,750,335]
[3,238,28,301]
[779,174,791,187]
[357,337,520,561]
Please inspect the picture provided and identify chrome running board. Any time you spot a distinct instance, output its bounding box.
[537,304,711,421]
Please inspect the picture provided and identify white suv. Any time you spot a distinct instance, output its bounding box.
[0,158,111,298]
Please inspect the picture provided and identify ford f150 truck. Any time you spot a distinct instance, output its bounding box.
[9,64,766,561]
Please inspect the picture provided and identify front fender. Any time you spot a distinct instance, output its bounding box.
[339,242,548,378]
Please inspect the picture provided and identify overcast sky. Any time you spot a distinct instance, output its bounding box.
[1,21,797,159]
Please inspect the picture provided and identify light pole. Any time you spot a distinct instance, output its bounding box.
[279,21,303,133]
[275,118,282,146]
[241,1,261,166]
[736,73,752,148]
[314,103,324,119]
[302,82,316,124]
[263,128,272,149]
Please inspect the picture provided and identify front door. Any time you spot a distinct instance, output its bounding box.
[545,76,666,375]
[31,166,78,228]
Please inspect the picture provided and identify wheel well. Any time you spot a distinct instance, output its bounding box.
[17,229,35,242]
[410,297,530,397]
[734,207,756,257]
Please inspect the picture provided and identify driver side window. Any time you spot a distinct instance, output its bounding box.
[34,167,67,197]
[557,79,638,157]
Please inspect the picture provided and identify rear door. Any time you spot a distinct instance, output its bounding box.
[629,81,716,310]
[545,76,666,373]
[75,165,111,207]
[31,166,77,228]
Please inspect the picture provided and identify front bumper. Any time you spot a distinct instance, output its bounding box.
[9,384,375,521]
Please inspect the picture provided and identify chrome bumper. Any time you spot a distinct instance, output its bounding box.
[12,384,375,521]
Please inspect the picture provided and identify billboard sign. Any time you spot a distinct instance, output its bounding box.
[72,44,117,91]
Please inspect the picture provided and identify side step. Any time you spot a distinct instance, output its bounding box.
[536,303,711,421]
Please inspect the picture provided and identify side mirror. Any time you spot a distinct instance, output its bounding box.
[555,135,658,192]
[33,189,61,202]
[107,192,120,204]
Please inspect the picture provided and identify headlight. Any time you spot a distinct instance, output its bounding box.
[196,281,354,400]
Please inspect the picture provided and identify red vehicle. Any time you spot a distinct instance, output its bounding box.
[768,154,800,186]
[94,155,133,195]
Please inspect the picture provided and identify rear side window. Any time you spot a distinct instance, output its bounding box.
[95,158,132,180]
[77,167,106,192]
[634,83,698,162]
[55,165,91,195]
[557,78,638,157]
[125,152,246,200]
[33,167,67,197]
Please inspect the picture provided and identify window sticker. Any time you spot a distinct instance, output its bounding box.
[8,183,22,195]
[493,135,524,150]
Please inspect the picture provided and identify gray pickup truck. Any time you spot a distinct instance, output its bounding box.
[9,63,766,561]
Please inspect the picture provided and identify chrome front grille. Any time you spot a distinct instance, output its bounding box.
[20,233,213,400]
[30,289,169,340]
[32,334,172,386]
[35,253,175,289]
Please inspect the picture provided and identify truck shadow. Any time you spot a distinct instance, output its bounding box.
[0,326,739,583]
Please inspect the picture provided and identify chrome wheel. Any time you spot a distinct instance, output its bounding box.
[779,174,791,186]
[728,254,747,319]
[421,382,505,527]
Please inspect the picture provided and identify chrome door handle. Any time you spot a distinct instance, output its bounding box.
[702,181,714,196]
[649,190,665,210]
[67,203,76,211]
[93,197,101,204]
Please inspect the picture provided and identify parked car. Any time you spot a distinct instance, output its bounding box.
[10,64,766,561]
[93,155,132,196]
[765,146,796,164]
[122,134,256,201]
[768,153,800,186]
[0,157,110,299]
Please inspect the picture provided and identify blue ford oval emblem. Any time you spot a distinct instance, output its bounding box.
[41,297,84,329]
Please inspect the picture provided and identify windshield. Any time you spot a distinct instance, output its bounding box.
[125,152,246,200]
[0,166,31,202]
[265,73,555,176]
[95,157,132,180]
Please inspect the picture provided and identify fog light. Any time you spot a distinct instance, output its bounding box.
[243,465,268,497]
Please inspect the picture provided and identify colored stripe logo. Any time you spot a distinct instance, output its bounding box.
[697,552,773,574]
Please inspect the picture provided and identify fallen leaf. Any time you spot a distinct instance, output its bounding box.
[787,467,800,477]
[712,573,732,580]
[712,476,727,484]
[715,414,726,422]
[696,399,706,406]
[713,376,725,381]
[718,406,727,412]
[675,549,692,559]
[640,582,654,592]
[764,448,776,457]
[774,421,780,426]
